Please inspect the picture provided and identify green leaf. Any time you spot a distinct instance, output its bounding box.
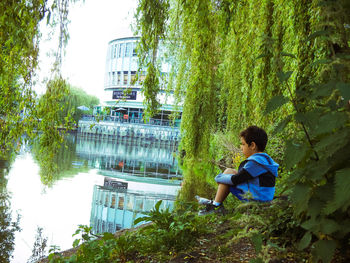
[307,198,324,219]
[319,218,340,235]
[277,71,293,83]
[306,30,330,41]
[337,82,350,101]
[291,184,311,215]
[155,199,163,211]
[134,216,150,225]
[280,51,296,59]
[301,218,320,232]
[265,95,289,114]
[324,168,350,214]
[285,141,308,169]
[313,112,348,137]
[251,233,263,254]
[69,254,78,262]
[256,54,268,60]
[249,259,264,263]
[315,128,350,158]
[310,83,334,99]
[312,240,336,263]
[72,239,80,248]
[273,115,292,135]
[298,231,312,250]
[310,59,332,66]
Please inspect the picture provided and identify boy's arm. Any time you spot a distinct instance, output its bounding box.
[231,169,254,186]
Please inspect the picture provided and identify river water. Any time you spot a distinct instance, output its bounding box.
[2,131,181,262]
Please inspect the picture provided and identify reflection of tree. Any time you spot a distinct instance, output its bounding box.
[0,157,20,263]
[32,134,89,186]
[0,193,20,263]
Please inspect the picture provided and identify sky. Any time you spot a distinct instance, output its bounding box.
[37,0,138,100]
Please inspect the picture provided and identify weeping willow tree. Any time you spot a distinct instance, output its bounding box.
[0,0,78,158]
[136,0,350,260]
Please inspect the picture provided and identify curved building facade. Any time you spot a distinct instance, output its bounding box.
[102,37,180,126]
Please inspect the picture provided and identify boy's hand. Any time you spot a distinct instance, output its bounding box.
[223,168,237,175]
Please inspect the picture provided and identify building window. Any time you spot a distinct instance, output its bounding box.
[115,44,118,58]
[118,196,124,209]
[123,71,128,85]
[104,194,109,207]
[111,194,116,208]
[117,71,121,84]
[125,43,131,57]
[112,72,116,85]
[132,44,137,56]
[130,71,136,85]
[118,43,123,58]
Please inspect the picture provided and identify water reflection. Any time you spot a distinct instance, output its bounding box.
[90,182,177,234]
[6,128,181,262]
[0,157,21,263]
[31,133,89,186]
[80,130,182,235]
[76,135,181,180]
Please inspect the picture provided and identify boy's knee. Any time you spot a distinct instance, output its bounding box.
[223,168,237,174]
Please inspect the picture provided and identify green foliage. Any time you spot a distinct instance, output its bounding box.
[261,1,350,261]
[28,227,48,263]
[32,133,89,186]
[48,200,208,262]
[135,0,350,260]
[134,200,207,252]
[0,193,21,263]
[48,85,99,125]
[0,0,78,157]
[135,0,170,117]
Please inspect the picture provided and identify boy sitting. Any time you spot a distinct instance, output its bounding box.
[199,126,279,215]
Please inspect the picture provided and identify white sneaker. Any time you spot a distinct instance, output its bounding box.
[195,195,212,205]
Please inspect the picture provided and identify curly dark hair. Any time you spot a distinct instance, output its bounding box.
[240,126,268,152]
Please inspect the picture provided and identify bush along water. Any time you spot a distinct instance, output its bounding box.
[46,200,208,263]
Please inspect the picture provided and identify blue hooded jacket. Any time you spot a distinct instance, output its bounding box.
[235,153,279,202]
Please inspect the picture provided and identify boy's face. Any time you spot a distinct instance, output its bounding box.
[240,137,258,158]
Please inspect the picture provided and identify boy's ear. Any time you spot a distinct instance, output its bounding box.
[250,141,257,150]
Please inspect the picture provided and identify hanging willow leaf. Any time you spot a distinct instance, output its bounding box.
[265,95,289,114]
[310,59,332,66]
[306,30,330,41]
[280,51,296,59]
[323,168,350,215]
[256,53,268,60]
[312,240,336,263]
[277,71,293,83]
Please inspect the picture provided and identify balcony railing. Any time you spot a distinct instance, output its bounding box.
[81,115,181,128]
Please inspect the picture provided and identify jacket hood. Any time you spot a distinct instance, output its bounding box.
[247,153,279,177]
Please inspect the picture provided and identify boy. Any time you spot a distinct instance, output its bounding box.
[199,126,279,215]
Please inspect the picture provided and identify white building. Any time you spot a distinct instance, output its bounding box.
[101,36,181,126]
